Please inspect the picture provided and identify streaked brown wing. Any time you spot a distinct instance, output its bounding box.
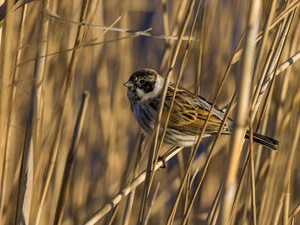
[161,85,225,134]
[178,107,224,134]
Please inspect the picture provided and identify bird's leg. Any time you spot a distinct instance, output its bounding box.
[157,156,167,168]
[157,146,180,168]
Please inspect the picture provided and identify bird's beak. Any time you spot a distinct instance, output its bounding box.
[123,80,134,88]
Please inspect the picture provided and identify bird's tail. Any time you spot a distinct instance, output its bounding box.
[245,130,279,151]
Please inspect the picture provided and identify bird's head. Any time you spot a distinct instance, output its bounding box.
[124,68,164,104]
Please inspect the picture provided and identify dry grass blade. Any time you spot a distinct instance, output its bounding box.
[181,26,245,224]
[289,203,300,221]
[272,50,300,76]
[140,0,196,223]
[252,0,277,83]
[83,147,183,225]
[221,1,261,224]
[122,134,146,225]
[53,91,90,225]
[286,113,300,222]
[16,120,29,224]
[34,0,89,224]
[252,8,296,116]
[24,1,51,224]
[6,3,28,224]
[182,95,235,225]
[47,13,199,41]
[144,182,160,225]
[0,0,16,223]
[248,125,257,225]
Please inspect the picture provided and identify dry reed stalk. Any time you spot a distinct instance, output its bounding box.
[8,3,28,224]
[34,0,89,223]
[122,134,146,225]
[83,147,183,224]
[21,1,50,224]
[159,0,189,72]
[0,0,15,223]
[221,1,261,224]
[181,23,246,224]
[53,91,90,224]
[140,0,196,223]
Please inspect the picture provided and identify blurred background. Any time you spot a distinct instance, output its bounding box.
[0,0,299,224]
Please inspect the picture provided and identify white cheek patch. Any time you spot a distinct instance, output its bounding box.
[137,75,165,102]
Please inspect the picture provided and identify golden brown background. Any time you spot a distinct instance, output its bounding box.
[0,0,299,224]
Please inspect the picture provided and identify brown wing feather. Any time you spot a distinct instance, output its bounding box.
[160,85,225,134]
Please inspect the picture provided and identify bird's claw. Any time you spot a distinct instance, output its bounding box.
[158,156,167,168]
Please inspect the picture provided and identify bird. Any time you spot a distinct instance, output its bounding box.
[124,68,279,151]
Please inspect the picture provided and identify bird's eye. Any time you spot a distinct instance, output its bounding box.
[140,79,145,85]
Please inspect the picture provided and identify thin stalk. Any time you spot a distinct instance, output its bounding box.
[34,0,90,224]
[144,183,160,225]
[83,147,183,225]
[139,0,196,223]
[0,0,15,223]
[220,1,261,224]
[53,91,90,225]
[122,134,146,225]
[181,27,245,225]
[252,0,277,84]
[7,3,28,225]
[248,124,257,225]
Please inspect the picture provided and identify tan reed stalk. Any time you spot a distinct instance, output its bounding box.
[252,23,282,175]
[159,0,189,72]
[161,0,169,39]
[122,134,146,225]
[252,8,296,118]
[258,10,298,225]
[195,0,205,95]
[289,201,300,221]
[270,1,300,30]
[83,147,183,224]
[182,94,236,225]
[248,124,257,225]
[22,0,50,224]
[241,5,295,222]
[8,3,28,224]
[228,155,249,225]
[144,183,161,225]
[139,0,196,223]
[252,0,277,84]
[106,12,128,206]
[5,1,27,172]
[0,0,15,223]
[156,0,204,218]
[107,132,145,225]
[286,99,300,225]
[181,23,246,224]
[205,182,223,225]
[253,78,278,225]
[230,3,298,225]
[283,182,290,225]
[276,99,300,224]
[220,1,261,224]
[34,0,90,224]
[164,3,240,225]
[53,91,90,225]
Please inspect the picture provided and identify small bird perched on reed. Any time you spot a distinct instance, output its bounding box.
[124,68,279,150]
